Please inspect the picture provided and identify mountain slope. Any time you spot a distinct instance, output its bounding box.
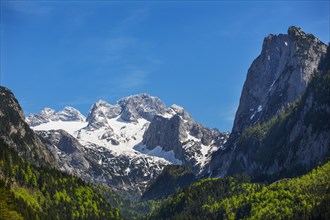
[141,165,196,201]
[150,161,330,220]
[209,27,329,179]
[0,86,128,220]
[0,139,122,220]
[0,86,55,166]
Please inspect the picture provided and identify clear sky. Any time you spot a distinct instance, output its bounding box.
[1,1,329,131]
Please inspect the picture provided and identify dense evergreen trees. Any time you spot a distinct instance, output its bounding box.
[0,139,122,220]
[141,165,195,201]
[149,161,330,219]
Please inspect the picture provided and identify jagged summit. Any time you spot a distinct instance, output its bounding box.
[26,106,86,126]
[0,86,55,165]
[208,26,329,179]
[232,26,327,136]
[117,93,168,122]
[26,92,228,193]
[86,100,121,130]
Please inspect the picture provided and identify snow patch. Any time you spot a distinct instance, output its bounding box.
[32,121,88,136]
[268,80,276,92]
[257,105,262,112]
[134,145,182,165]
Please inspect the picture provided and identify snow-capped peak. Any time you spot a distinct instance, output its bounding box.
[117,93,168,122]
[170,104,192,121]
[57,106,86,122]
[27,93,229,193]
[86,100,121,130]
[40,107,56,118]
[26,106,86,126]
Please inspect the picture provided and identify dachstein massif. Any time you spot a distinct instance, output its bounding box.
[1,26,329,219]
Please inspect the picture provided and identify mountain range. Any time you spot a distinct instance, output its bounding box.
[25,93,228,196]
[0,26,329,219]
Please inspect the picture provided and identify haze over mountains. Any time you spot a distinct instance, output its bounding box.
[0,26,329,219]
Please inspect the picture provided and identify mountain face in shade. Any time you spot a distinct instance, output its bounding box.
[232,26,327,138]
[141,165,196,201]
[208,27,329,180]
[0,86,55,166]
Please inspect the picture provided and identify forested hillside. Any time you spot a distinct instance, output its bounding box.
[150,161,330,219]
[0,139,122,220]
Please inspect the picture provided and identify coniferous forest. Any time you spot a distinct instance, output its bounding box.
[1,133,330,220]
[0,139,122,220]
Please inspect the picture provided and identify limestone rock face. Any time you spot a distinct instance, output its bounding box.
[142,106,229,173]
[233,26,327,137]
[208,27,329,180]
[117,93,168,122]
[0,86,55,166]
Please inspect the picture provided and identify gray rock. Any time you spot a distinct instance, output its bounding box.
[232,26,327,137]
[142,111,229,174]
[37,129,169,196]
[26,106,86,126]
[86,100,121,130]
[0,86,55,166]
[118,93,168,122]
[208,27,329,180]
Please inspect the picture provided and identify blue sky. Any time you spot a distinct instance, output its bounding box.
[1,1,329,131]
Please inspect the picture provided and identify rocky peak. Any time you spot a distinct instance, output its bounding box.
[142,108,229,173]
[26,106,86,126]
[117,93,168,122]
[208,27,329,179]
[231,26,327,136]
[86,100,121,130]
[0,86,55,166]
[57,106,86,122]
[170,104,193,121]
[40,108,56,118]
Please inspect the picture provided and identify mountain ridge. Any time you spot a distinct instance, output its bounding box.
[26,93,228,196]
[208,26,329,180]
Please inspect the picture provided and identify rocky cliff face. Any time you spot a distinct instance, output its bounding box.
[209,27,329,179]
[232,26,327,137]
[117,93,168,122]
[0,86,55,166]
[142,105,229,173]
